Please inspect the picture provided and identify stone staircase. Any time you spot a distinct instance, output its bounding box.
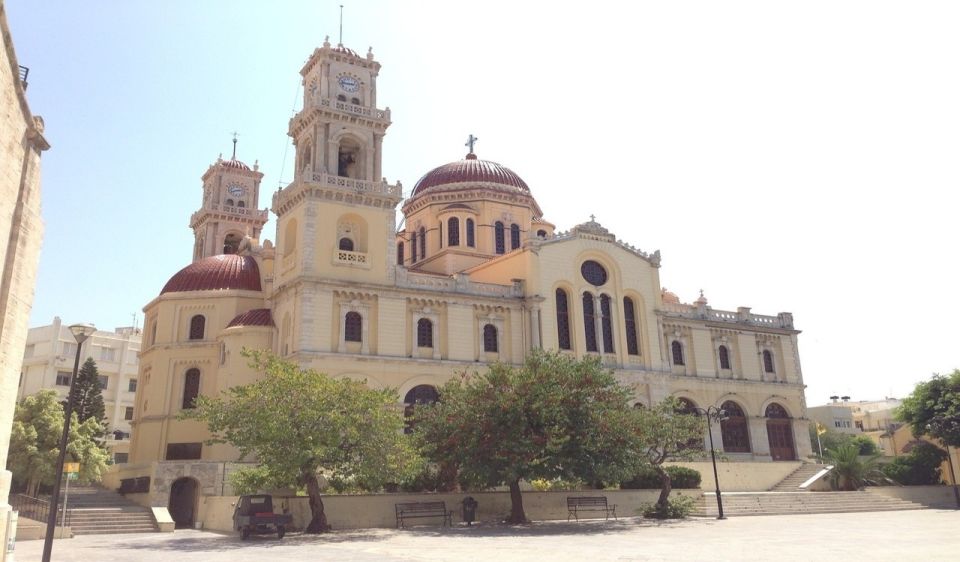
[769,463,829,491]
[61,486,159,535]
[700,491,926,517]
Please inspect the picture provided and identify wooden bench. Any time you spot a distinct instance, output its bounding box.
[566,496,617,521]
[395,501,453,528]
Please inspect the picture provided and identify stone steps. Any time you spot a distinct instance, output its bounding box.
[769,463,829,491]
[56,486,159,535]
[699,492,925,517]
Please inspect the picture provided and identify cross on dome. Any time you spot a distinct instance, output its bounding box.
[465,134,478,155]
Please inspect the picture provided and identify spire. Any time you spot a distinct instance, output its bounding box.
[230,131,239,160]
[339,4,344,45]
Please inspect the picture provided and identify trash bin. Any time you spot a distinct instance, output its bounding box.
[461,496,478,526]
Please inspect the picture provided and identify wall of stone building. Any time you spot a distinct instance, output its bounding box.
[0,7,48,557]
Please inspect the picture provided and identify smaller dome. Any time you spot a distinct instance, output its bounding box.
[219,158,250,171]
[227,308,274,328]
[161,255,262,295]
[661,288,680,304]
[332,44,359,57]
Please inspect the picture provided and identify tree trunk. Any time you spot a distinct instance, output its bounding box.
[304,472,331,533]
[654,465,672,512]
[507,478,527,524]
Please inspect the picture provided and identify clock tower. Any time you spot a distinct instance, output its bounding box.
[189,140,268,261]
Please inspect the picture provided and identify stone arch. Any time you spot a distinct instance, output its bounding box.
[335,133,365,179]
[719,399,751,453]
[168,477,199,529]
[337,213,368,253]
[222,231,244,255]
[765,401,796,461]
[402,383,440,434]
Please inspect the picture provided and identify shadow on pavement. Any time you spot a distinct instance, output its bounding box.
[106,529,391,553]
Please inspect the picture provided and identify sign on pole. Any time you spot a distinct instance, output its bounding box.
[63,462,79,474]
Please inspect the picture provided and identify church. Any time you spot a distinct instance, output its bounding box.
[119,38,813,522]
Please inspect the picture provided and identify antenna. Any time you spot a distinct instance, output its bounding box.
[339,4,344,44]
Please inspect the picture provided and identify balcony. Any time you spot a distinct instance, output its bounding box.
[190,204,268,226]
[308,96,390,122]
[334,250,369,268]
[309,172,402,198]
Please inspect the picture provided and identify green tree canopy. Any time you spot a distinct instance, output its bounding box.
[823,443,884,491]
[629,398,704,512]
[897,369,960,446]
[69,358,107,435]
[412,351,646,523]
[7,390,110,497]
[184,350,420,533]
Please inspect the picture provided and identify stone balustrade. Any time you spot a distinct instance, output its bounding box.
[662,301,794,329]
[308,96,391,121]
[309,172,402,197]
[191,204,268,225]
[395,269,520,298]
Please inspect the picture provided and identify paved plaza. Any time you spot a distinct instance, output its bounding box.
[15,510,960,562]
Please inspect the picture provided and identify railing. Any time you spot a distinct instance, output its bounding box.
[334,250,368,266]
[309,172,402,197]
[199,204,269,219]
[18,65,29,89]
[663,303,792,329]
[11,493,71,526]
[313,97,390,121]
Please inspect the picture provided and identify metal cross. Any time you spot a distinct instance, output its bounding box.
[465,134,478,154]
[590,214,596,222]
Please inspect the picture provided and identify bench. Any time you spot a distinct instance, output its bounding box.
[566,496,617,521]
[395,501,453,528]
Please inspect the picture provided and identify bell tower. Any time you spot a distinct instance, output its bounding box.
[272,38,401,286]
[189,138,267,261]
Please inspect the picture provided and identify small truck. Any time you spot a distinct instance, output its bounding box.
[232,494,293,540]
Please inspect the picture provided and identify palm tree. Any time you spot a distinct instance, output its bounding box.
[824,443,884,491]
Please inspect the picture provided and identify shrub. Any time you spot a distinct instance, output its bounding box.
[880,442,946,485]
[530,478,585,491]
[640,494,696,519]
[620,466,701,490]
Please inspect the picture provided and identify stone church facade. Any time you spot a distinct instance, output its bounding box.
[119,38,813,523]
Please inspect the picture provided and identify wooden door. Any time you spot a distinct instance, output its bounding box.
[766,419,796,461]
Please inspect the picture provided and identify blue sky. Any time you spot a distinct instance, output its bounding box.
[7,1,960,404]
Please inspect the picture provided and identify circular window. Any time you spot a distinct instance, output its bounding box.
[580,260,608,286]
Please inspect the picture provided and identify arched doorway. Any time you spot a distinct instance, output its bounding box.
[765,403,796,461]
[403,385,439,434]
[168,477,198,528]
[720,401,751,453]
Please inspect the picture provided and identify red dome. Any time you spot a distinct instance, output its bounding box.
[219,159,250,171]
[332,44,359,57]
[412,154,530,197]
[161,255,262,295]
[227,308,274,328]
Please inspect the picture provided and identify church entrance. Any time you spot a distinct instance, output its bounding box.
[168,477,198,528]
[765,403,796,461]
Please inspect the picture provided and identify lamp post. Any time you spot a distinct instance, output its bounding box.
[42,323,96,562]
[693,405,728,520]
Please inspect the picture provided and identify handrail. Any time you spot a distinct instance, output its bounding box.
[11,493,72,527]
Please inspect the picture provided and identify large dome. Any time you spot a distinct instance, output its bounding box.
[161,254,262,295]
[411,153,530,197]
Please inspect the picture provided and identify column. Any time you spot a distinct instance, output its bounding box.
[749,417,772,458]
[593,295,603,353]
[530,305,541,349]
[373,133,383,181]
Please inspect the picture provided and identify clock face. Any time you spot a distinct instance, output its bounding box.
[227,184,244,197]
[338,76,360,92]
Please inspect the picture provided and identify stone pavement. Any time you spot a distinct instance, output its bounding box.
[14,510,960,562]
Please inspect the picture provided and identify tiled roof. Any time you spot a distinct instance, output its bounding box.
[219,159,250,171]
[161,255,262,295]
[226,308,274,328]
[412,153,530,196]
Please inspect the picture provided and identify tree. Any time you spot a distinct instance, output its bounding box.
[413,351,645,523]
[810,427,880,457]
[881,441,946,485]
[629,398,704,513]
[69,358,107,435]
[7,391,110,497]
[184,351,420,533]
[823,443,884,490]
[897,369,960,447]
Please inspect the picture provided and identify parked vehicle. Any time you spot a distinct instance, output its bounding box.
[232,494,293,540]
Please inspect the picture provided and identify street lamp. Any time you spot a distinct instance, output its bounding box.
[692,405,728,520]
[42,323,96,562]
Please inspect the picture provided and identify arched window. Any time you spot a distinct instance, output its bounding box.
[411,232,418,262]
[466,219,475,247]
[350,97,360,105]
[623,297,639,356]
[718,345,731,370]
[675,397,697,414]
[671,340,684,366]
[344,311,362,342]
[189,315,205,340]
[225,198,234,207]
[765,403,789,418]
[556,288,571,350]
[150,322,157,346]
[403,385,439,433]
[338,237,354,251]
[419,227,426,259]
[720,401,750,452]
[763,350,775,373]
[237,200,245,208]
[417,318,433,348]
[182,368,200,409]
[494,222,505,254]
[448,217,460,246]
[483,324,498,353]
[537,229,547,239]
[397,242,404,265]
[510,223,520,250]
[600,294,614,353]
[337,94,346,102]
[583,293,598,352]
